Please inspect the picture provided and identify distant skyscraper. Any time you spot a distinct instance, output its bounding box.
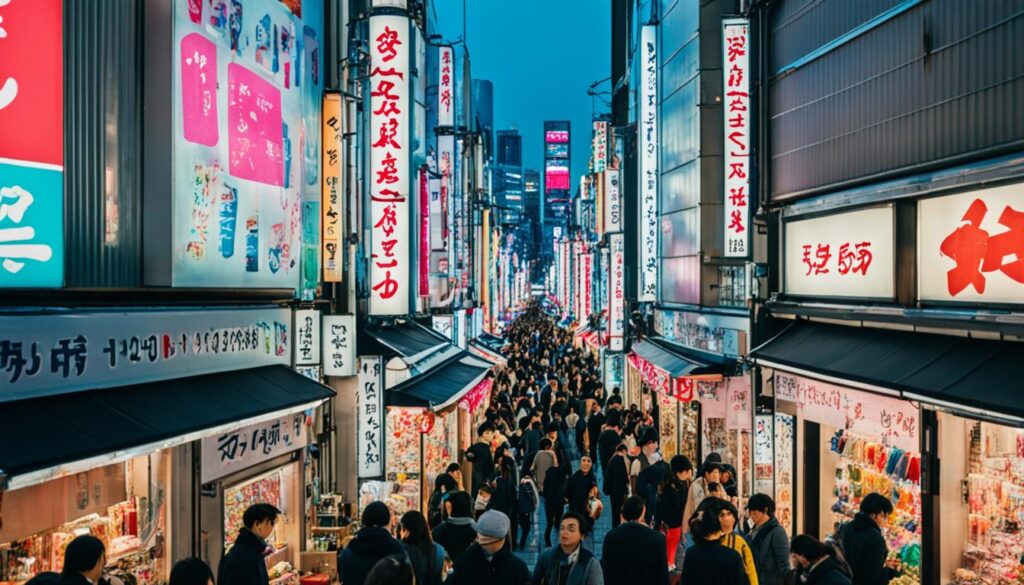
[496,129,523,167]
[542,121,571,266]
[472,80,494,162]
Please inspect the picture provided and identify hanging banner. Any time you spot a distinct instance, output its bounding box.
[357,356,384,478]
[604,168,621,233]
[294,309,321,366]
[0,0,64,288]
[609,233,625,351]
[723,18,750,258]
[437,45,454,127]
[627,351,695,401]
[784,206,895,298]
[428,176,443,250]
[725,377,751,431]
[753,414,774,496]
[322,315,356,376]
[774,372,918,452]
[639,24,659,300]
[321,94,344,282]
[201,412,307,483]
[368,14,410,315]
[418,167,430,296]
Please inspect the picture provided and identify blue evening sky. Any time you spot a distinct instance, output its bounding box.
[430,0,611,187]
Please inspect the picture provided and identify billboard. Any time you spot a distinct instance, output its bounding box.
[172,0,323,290]
[723,19,750,258]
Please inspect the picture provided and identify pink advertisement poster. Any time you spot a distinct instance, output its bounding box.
[180,33,219,146]
[227,63,283,186]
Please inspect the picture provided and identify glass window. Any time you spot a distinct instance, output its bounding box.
[718,265,747,307]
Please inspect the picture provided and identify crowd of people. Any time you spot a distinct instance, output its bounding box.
[38,307,907,585]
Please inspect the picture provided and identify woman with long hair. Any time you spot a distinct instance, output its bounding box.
[398,511,445,585]
[656,455,694,570]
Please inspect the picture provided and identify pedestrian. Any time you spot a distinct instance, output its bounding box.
[338,502,408,585]
[25,574,61,585]
[841,493,902,585]
[596,411,622,473]
[790,535,853,585]
[603,443,631,528]
[219,503,279,585]
[585,484,604,532]
[364,555,415,585]
[682,461,722,535]
[169,558,214,585]
[521,419,544,477]
[629,430,659,496]
[428,463,462,528]
[637,449,668,525]
[448,510,531,585]
[655,455,692,570]
[601,496,669,585]
[564,455,598,518]
[60,535,105,585]
[745,493,792,585]
[532,511,604,585]
[716,500,759,585]
[542,461,568,547]
[432,491,478,563]
[517,472,541,550]
[588,401,607,465]
[531,437,559,488]
[398,511,445,585]
[678,507,750,585]
[720,464,738,498]
[490,457,520,544]
[546,422,572,471]
[475,485,494,519]
[466,422,496,498]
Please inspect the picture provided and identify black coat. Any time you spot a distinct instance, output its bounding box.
[466,441,494,497]
[564,470,597,516]
[542,466,568,509]
[489,476,518,516]
[802,556,853,585]
[749,517,792,585]
[601,522,670,585]
[432,519,477,563]
[596,428,621,471]
[680,539,750,585]
[587,412,606,459]
[602,454,630,498]
[654,479,686,529]
[842,514,899,585]
[337,526,407,585]
[218,528,270,585]
[448,542,531,585]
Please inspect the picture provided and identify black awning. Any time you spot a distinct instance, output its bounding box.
[631,338,722,378]
[387,353,491,411]
[361,320,449,359]
[750,321,1024,424]
[475,332,507,355]
[0,366,335,481]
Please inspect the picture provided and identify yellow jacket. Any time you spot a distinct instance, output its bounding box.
[721,532,760,585]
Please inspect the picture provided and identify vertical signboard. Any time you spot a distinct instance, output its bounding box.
[592,121,607,174]
[357,356,383,478]
[294,309,321,366]
[437,46,454,128]
[322,94,343,282]
[609,233,625,351]
[437,134,454,255]
[368,14,410,314]
[418,167,429,296]
[0,0,64,287]
[583,252,593,320]
[604,168,621,233]
[723,18,750,258]
[322,315,356,376]
[639,25,658,300]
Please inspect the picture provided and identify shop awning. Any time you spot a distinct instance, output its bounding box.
[386,353,492,412]
[475,332,507,355]
[632,339,722,378]
[749,320,1024,425]
[628,338,725,401]
[469,339,506,365]
[0,365,334,491]
[360,319,450,363]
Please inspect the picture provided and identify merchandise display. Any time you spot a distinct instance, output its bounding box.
[956,422,1024,585]
[658,390,679,461]
[828,429,922,584]
[423,411,458,491]
[224,469,284,548]
[385,408,423,513]
[774,413,795,535]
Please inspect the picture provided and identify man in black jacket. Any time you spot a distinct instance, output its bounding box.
[60,535,106,585]
[596,410,622,474]
[448,510,530,585]
[603,443,631,528]
[842,493,900,585]
[586,401,606,464]
[465,422,496,498]
[432,491,478,563]
[602,496,670,585]
[746,493,792,585]
[563,455,598,519]
[219,503,278,585]
[338,502,407,585]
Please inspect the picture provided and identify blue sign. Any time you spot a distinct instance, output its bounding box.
[0,161,63,287]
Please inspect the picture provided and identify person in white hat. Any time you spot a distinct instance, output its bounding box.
[447,510,530,585]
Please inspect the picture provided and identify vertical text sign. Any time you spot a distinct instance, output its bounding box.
[357,356,384,477]
[609,233,625,350]
[437,46,454,128]
[322,314,355,376]
[294,309,321,366]
[723,19,750,258]
[322,94,344,282]
[368,15,410,315]
[639,25,659,300]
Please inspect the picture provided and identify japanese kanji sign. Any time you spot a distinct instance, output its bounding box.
[322,93,344,283]
[322,315,355,376]
[0,0,63,288]
[723,18,749,258]
[0,307,291,401]
[357,356,384,478]
[639,24,659,300]
[368,14,410,315]
[774,372,918,452]
[437,45,454,127]
[609,234,625,351]
[604,167,621,233]
[592,120,607,174]
[293,309,320,366]
[201,412,307,482]
[919,182,1024,304]
[784,206,895,298]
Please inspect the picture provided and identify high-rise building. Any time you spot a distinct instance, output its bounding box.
[542,121,571,265]
[472,79,494,162]
[496,129,523,167]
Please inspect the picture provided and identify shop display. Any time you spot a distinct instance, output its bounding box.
[423,411,458,491]
[828,429,922,584]
[658,390,679,461]
[224,469,283,548]
[956,422,1024,585]
[754,415,774,496]
[385,408,423,514]
[774,413,795,535]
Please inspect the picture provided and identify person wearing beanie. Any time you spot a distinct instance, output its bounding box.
[338,502,408,585]
[448,510,531,585]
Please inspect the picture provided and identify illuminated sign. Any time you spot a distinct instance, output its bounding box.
[723,18,750,258]
[545,130,569,143]
[368,14,410,315]
[592,121,607,173]
[437,45,454,127]
[639,24,658,300]
[322,94,343,282]
[609,233,625,350]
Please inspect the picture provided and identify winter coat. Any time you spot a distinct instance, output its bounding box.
[489,476,519,516]
[466,441,495,498]
[531,450,558,488]
[432,517,477,564]
[802,556,853,585]
[842,513,899,585]
[218,528,271,585]
[403,541,445,585]
[720,532,759,585]
[596,429,621,471]
[588,413,607,460]
[337,526,407,585]
[564,470,598,516]
[518,478,541,514]
[681,476,709,534]
[448,542,532,585]
[602,454,630,498]
[654,479,686,530]
[748,517,792,585]
[601,522,669,585]
[532,545,604,585]
[543,466,568,510]
[678,538,750,585]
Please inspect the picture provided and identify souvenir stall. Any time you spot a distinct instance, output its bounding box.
[625,349,703,465]
[458,378,493,469]
[382,408,428,519]
[0,452,171,585]
[696,378,754,503]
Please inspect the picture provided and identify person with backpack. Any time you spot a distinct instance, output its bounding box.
[432,491,477,563]
[517,472,541,550]
[531,512,604,585]
[745,493,792,585]
[790,534,852,585]
[840,493,901,585]
[428,463,462,528]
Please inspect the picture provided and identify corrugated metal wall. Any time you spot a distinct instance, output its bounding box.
[769,0,1024,202]
[65,1,142,286]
